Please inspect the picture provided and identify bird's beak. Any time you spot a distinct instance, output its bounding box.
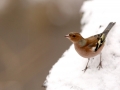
[65,34,70,38]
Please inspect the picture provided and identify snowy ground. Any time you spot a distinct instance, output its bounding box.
[44,0,120,90]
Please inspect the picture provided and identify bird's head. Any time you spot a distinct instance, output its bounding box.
[65,32,83,43]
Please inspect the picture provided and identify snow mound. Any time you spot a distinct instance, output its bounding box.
[44,0,120,90]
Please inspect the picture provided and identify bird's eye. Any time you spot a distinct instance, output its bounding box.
[73,35,76,37]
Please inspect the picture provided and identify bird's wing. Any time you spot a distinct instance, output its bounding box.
[86,33,105,52]
[86,22,115,52]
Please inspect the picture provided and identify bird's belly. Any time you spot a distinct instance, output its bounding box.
[75,44,104,58]
[76,50,96,58]
[78,51,98,58]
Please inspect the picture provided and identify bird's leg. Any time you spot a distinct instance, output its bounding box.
[97,53,102,70]
[82,58,90,72]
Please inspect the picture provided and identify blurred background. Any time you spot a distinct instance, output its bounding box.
[0,0,84,90]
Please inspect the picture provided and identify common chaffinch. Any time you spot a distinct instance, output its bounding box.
[65,22,116,72]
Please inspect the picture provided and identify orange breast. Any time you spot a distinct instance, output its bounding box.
[74,43,104,58]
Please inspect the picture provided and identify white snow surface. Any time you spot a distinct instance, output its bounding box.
[44,0,120,90]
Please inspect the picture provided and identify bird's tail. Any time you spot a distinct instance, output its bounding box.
[94,22,116,52]
[102,22,116,38]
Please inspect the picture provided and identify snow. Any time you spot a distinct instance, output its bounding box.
[44,0,120,90]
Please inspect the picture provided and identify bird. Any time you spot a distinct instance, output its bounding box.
[65,22,116,72]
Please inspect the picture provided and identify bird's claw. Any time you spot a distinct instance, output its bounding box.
[82,66,89,72]
[97,61,102,70]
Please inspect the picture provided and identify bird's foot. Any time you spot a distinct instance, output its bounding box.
[97,61,102,70]
[82,66,89,72]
